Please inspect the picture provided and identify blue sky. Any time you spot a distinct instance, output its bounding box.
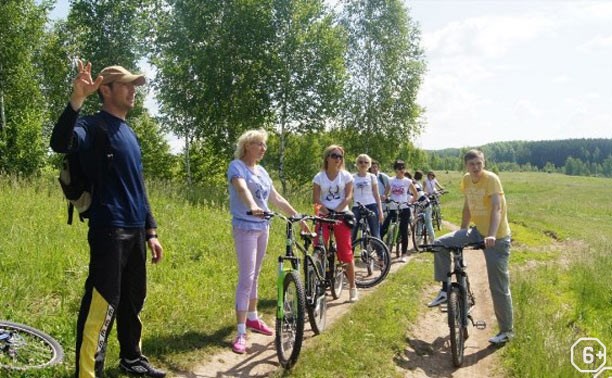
[50,1,612,151]
[410,1,612,149]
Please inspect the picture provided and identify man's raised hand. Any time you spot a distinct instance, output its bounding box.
[69,59,104,111]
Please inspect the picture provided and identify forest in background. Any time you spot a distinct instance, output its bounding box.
[425,138,612,178]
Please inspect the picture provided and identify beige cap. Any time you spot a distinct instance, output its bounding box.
[100,65,146,86]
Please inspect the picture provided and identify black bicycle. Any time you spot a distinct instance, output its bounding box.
[429,190,447,231]
[313,211,349,300]
[352,202,390,288]
[411,202,431,252]
[419,241,487,367]
[0,320,64,371]
[382,199,412,259]
[251,211,335,369]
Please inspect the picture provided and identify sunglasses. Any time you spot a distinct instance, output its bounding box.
[357,160,369,164]
[329,153,344,160]
[395,166,405,170]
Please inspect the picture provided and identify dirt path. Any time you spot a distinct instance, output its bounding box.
[398,224,503,378]
[173,221,503,377]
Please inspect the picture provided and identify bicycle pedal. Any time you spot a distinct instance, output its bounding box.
[474,320,486,330]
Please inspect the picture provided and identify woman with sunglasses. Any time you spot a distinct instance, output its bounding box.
[351,154,384,240]
[313,145,359,302]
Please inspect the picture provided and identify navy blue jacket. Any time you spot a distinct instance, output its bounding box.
[50,104,157,229]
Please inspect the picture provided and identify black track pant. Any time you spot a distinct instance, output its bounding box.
[75,227,147,378]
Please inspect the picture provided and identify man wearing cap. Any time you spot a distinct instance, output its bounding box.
[50,59,166,378]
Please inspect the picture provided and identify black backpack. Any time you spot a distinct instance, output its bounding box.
[58,120,113,224]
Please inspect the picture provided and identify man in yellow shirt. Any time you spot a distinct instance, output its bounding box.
[427,150,513,345]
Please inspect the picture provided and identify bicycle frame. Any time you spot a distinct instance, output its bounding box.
[384,199,412,256]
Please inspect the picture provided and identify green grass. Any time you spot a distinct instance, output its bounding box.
[0,171,611,377]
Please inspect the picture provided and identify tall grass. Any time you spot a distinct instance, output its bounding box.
[0,171,610,377]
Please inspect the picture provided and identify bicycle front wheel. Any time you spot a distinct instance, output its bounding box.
[353,237,390,288]
[330,262,345,300]
[447,287,466,367]
[411,218,429,252]
[0,320,64,371]
[275,271,305,369]
[433,205,442,231]
[305,249,327,335]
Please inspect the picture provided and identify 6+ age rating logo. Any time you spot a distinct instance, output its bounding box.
[571,337,607,374]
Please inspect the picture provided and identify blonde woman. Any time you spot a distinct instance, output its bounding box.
[352,154,384,240]
[313,145,359,302]
[228,129,303,354]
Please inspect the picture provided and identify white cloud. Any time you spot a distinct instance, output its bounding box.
[423,13,556,59]
[578,34,612,52]
[413,1,612,150]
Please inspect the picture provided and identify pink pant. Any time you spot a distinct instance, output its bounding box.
[232,227,269,312]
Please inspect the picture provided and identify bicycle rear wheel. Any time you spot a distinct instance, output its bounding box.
[305,249,327,335]
[353,237,390,288]
[275,271,305,369]
[0,320,64,370]
[385,222,400,259]
[447,286,466,367]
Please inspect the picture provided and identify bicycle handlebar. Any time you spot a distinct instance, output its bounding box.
[355,201,376,216]
[246,211,338,225]
[417,241,486,253]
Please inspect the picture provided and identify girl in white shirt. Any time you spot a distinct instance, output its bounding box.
[380,160,418,261]
[313,145,359,302]
[352,154,384,240]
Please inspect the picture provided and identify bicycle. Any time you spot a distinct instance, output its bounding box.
[411,202,432,252]
[419,241,487,367]
[313,211,351,300]
[253,211,335,369]
[0,320,64,371]
[352,202,390,288]
[382,199,412,259]
[429,189,447,231]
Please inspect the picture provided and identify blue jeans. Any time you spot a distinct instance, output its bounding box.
[352,203,380,240]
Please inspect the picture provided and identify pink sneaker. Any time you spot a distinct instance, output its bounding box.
[246,318,273,336]
[232,333,247,354]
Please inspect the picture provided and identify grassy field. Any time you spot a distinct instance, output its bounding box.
[0,171,610,377]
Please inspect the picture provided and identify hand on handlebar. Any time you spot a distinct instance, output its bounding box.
[247,207,267,218]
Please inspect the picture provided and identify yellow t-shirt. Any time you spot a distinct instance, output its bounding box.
[460,170,510,239]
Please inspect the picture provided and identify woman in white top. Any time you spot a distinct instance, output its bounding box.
[313,145,359,302]
[425,171,445,195]
[352,154,384,240]
[380,160,418,262]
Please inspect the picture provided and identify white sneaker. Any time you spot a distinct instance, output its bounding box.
[489,331,514,344]
[427,290,447,307]
[399,255,408,263]
[349,288,359,302]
